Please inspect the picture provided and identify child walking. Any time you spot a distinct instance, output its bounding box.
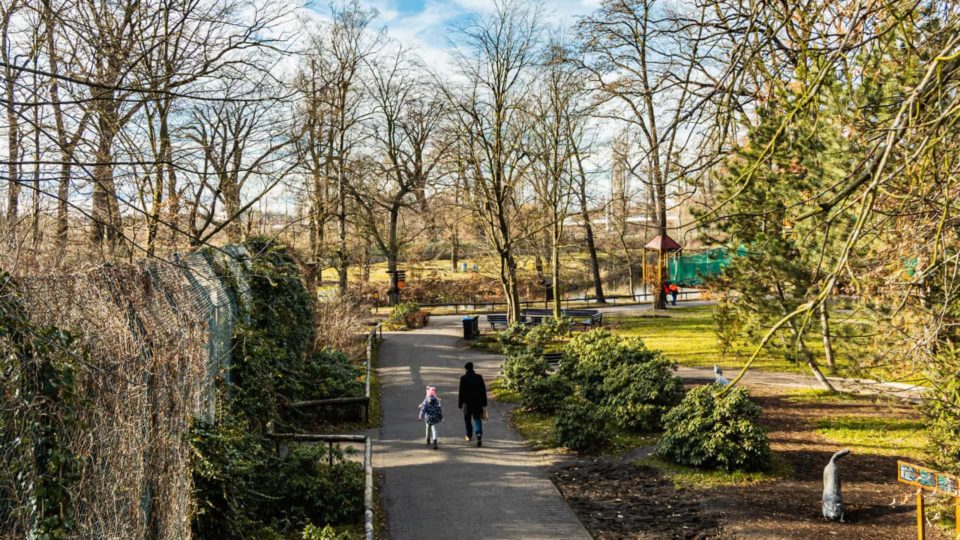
[418,386,443,450]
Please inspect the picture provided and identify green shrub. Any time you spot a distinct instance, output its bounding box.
[602,360,684,431]
[521,375,574,413]
[296,348,365,423]
[560,329,660,376]
[305,348,364,399]
[656,385,770,471]
[303,524,354,540]
[497,323,529,357]
[387,302,428,329]
[538,316,571,338]
[253,445,364,531]
[0,273,86,539]
[559,329,668,404]
[555,396,612,453]
[190,415,267,539]
[191,418,364,538]
[501,352,549,392]
[523,319,566,355]
[925,358,960,475]
[232,238,316,431]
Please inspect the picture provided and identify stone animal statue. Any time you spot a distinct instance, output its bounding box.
[713,365,730,386]
[823,449,852,521]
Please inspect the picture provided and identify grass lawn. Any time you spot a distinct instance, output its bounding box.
[489,377,520,403]
[637,455,790,489]
[493,377,657,455]
[321,253,610,285]
[609,305,874,377]
[815,416,927,459]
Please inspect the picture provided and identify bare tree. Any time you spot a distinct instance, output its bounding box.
[447,0,541,323]
[578,0,724,309]
[528,39,584,317]
[354,47,446,304]
[301,1,383,296]
[183,81,297,244]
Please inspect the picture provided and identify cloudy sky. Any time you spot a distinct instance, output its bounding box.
[308,0,603,70]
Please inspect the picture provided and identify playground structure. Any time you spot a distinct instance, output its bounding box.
[642,234,734,289]
[667,247,734,287]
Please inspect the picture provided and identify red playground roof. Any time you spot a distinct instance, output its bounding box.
[644,234,682,252]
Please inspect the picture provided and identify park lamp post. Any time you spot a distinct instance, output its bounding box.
[643,234,682,310]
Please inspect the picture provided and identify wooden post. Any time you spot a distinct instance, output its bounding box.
[955,496,959,537]
[917,488,925,540]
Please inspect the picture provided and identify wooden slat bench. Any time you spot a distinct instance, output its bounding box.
[486,313,509,330]
[542,351,563,369]
[564,309,603,331]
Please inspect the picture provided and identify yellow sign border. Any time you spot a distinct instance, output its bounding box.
[897,460,959,497]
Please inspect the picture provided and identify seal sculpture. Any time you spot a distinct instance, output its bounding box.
[823,449,852,521]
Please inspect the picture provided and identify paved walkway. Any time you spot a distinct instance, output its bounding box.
[374,317,591,540]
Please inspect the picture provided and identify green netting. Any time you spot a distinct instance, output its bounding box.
[668,248,732,286]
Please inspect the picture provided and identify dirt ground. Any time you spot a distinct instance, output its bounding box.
[553,459,722,539]
[551,385,951,539]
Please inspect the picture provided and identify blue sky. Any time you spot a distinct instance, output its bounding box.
[310,0,602,69]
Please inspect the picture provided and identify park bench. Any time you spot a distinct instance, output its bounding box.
[486,313,509,330]
[542,351,563,369]
[564,309,603,331]
[522,308,552,327]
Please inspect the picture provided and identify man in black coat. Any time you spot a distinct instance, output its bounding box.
[458,362,487,447]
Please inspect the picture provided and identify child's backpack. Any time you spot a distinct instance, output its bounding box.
[423,397,443,424]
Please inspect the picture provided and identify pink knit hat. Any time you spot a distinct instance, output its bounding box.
[425,386,437,398]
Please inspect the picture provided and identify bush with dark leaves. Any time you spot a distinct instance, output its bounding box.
[555,396,611,453]
[656,384,770,471]
[601,359,684,431]
[501,351,548,392]
[520,375,574,413]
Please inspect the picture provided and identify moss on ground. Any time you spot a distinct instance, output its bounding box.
[637,455,789,490]
[815,416,927,459]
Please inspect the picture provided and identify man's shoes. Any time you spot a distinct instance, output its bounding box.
[477,434,482,447]
[426,435,431,445]
[433,440,438,450]
[464,435,471,442]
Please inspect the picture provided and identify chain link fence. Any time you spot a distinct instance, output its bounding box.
[6,246,253,539]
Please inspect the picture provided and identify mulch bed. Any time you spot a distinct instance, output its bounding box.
[550,385,950,539]
[553,459,722,539]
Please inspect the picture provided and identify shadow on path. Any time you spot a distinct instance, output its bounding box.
[374,317,590,540]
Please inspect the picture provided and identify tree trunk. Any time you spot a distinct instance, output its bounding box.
[91,108,123,256]
[28,62,40,250]
[775,285,835,391]
[146,106,169,257]
[43,1,72,260]
[451,226,459,271]
[583,211,604,303]
[5,64,20,248]
[55,162,71,259]
[654,171,668,311]
[820,302,836,372]
[337,176,349,296]
[221,175,242,243]
[362,238,371,284]
[387,256,398,305]
[551,221,562,318]
[501,252,522,323]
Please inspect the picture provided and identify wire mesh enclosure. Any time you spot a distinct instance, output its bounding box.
[6,246,252,539]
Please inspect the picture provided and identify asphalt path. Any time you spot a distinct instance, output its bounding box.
[374,316,591,540]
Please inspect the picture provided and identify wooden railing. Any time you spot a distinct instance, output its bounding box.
[417,290,702,312]
[287,322,382,422]
[267,433,374,540]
